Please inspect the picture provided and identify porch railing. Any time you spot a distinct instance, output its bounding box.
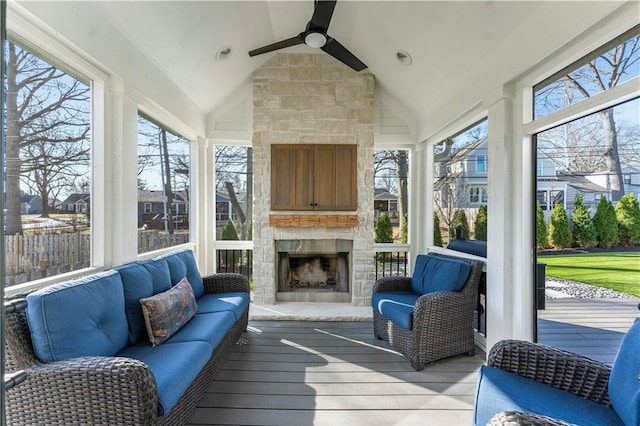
[374,243,410,280]
[215,241,253,279]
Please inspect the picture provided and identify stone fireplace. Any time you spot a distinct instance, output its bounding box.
[251,53,375,306]
[276,239,352,302]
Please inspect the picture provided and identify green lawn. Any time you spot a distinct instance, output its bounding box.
[537,252,640,297]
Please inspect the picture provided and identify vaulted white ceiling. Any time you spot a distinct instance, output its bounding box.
[16,1,631,140]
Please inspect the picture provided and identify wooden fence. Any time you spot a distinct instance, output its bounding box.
[5,232,190,286]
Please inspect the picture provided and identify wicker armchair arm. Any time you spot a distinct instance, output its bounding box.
[412,289,473,330]
[6,356,158,425]
[487,410,574,426]
[203,273,250,294]
[372,276,412,293]
[488,340,612,406]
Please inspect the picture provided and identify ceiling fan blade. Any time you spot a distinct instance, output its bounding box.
[309,0,337,31]
[249,35,304,57]
[321,37,367,71]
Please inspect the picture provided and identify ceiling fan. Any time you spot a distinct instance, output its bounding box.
[248,0,367,72]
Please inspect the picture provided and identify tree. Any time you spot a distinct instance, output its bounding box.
[593,197,619,248]
[536,34,640,201]
[215,146,253,240]
[222,219,239,240]
[474,205,488,241]
[571,192,596,248]
[400,213,408,244]
[374,213,393,243]
[536,201,547,249]
[5,42,91,233]
[549,204,572,248]
[450,209,469,240]
[433,213,443,247]
[374,150,409,223]
[616,193,640,244]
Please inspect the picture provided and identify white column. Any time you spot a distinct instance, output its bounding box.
[195,138,216,275]
[486,86,535,352]
[109,77,140,265]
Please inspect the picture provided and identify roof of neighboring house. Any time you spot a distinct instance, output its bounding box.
[374,188,398,201]
[20,194,40,203]
[138,190,188,203]
[556,173,608,193]
[442,138,487,164]
[61,193,90,205]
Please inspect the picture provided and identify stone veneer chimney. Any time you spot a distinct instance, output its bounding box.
[251,53,375,306]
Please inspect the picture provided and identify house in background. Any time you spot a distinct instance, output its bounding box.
[20,193,44,215]
[138,190,189,230]
[373,188,399,224]
[59,193,90,214]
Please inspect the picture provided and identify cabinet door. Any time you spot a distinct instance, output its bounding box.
[315,145,357,211]
[271,145,313,210]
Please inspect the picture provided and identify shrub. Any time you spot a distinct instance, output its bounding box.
[222,219,239,240]
[433,213,443,247]
[536,201,547,249]
[616,193,640,244]
[593,197,618,248]
[450,209,469,239]
[400,213,408,244]
[549,204,571,248]
[375,213,393,243]
[474,205,487,241]
[571,192,596,248]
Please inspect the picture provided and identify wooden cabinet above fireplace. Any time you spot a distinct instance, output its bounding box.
[271,144,357,211]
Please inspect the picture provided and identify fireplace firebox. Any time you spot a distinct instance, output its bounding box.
[275,239,352,302]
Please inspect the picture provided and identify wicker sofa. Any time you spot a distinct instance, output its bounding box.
[372,253,482,370]
[4,249,250,426]
[474,320,640,426]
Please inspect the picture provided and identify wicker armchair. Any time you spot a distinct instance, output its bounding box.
[372,253,482,370]
[483,339,614,426]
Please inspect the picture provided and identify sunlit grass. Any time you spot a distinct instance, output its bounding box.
[538,252,640,297]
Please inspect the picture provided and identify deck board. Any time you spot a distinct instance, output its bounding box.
[188,298,639,425]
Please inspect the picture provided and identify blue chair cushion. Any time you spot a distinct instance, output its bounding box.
[411,254,471,295]
[371,291,420,330]
[473,365,624,426]
[197,292,250,320]
[26,270,129,363]
[167,311,236,348]
[116,259,172,343]
[609,320,640,426]
[117,340,211,416]
[156,249,204,299]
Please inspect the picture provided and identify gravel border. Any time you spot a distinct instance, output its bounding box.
[545,278,638,299]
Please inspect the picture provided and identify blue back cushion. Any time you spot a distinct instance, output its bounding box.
[26,270,129,363]
[116,259,172,343]
[609,320,640,426]
[411,254,472,295]
[156,249,204,298]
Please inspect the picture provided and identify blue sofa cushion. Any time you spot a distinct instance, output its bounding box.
[411,254,471,295]
[197,292,250,320]
[609,320,640,426]
[140,278,198,346]
[26,270,129,363]
[156,249,204,298]
[167,311,236,348]
[371,291,420,330]
[473,365,624,426]
[117,340,211,416]
[116,259,172,344]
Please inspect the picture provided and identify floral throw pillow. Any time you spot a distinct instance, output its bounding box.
[140,277,198,346]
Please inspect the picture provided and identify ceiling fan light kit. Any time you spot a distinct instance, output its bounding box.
[248,0,367,72]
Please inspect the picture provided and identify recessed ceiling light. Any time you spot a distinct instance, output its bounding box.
[216,46,232,61]
[396,50,412,66]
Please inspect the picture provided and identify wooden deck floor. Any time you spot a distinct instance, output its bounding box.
[188,298,639,426]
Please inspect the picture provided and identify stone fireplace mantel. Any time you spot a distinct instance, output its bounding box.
[269,214,359,228]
